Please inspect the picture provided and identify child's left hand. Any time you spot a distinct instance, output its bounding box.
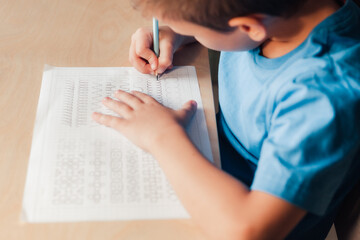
[92,90,197,153]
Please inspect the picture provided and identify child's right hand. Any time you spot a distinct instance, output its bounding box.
[129,26,179,75]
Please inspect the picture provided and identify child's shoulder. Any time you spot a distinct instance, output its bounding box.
[277,0,360,101]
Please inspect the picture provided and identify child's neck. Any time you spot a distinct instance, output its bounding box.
[261,0,342,59]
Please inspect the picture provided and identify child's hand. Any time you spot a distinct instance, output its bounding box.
[92,90,197,153]
[129,26,178,75]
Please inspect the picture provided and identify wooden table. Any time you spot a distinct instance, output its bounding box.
[0,0,219,239]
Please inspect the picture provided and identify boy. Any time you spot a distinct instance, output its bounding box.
[92,0,360,239]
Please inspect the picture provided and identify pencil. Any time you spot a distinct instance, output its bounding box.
[153,18,159,80]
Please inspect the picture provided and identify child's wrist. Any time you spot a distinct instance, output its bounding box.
[149,125,189,156]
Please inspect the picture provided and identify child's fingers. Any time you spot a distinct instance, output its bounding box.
[129,44,154,74]
[92,112,125,131]
[114,90,143,109]
[131,91,157,104]
[135,42,159,71]
[102,97,133,118]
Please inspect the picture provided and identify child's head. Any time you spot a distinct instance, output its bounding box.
[132,0,305,32]
[131,0,307,51]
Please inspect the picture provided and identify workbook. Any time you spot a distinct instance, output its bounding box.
[22,65,213,222]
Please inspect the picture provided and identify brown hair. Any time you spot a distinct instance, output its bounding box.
[131,0,306,32]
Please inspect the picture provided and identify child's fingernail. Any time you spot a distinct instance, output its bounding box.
[151,63,156,70]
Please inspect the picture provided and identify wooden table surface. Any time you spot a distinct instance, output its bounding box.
[0,0,219,239]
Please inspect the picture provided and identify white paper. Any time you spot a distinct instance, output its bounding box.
[22,66,213,222]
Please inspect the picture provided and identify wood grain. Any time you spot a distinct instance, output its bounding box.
[0,0,219,239]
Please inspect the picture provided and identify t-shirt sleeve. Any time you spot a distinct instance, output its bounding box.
[250,82,357,215]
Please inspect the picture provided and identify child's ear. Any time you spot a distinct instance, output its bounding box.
[228,16,267,42]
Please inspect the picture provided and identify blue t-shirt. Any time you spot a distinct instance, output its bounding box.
[218,0,360,238]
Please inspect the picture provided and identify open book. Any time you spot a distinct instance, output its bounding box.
[22,65,213,222]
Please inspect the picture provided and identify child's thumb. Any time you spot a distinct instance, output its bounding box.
[176,100,197,126]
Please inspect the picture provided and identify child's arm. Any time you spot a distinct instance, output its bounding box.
[92,91,306,240]
[129,26,196,76]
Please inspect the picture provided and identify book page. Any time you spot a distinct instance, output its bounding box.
[22,66,213,222]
